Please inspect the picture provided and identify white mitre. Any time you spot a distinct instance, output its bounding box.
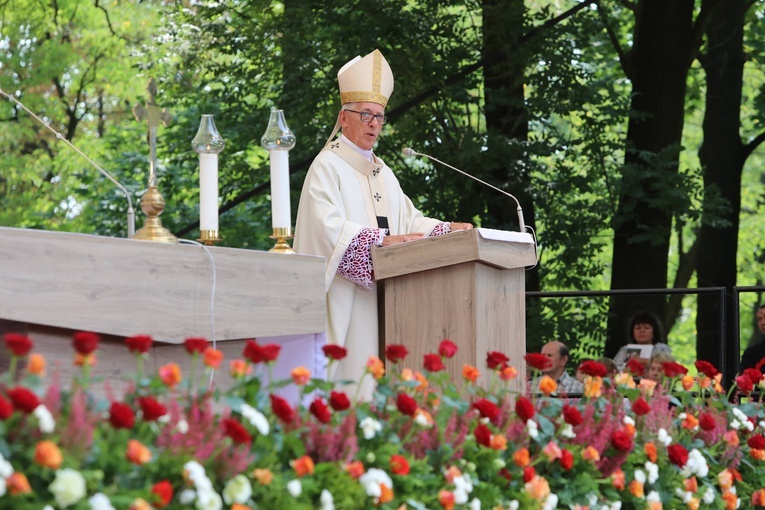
[337,49,394,108]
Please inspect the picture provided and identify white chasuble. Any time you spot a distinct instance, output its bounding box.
[294,138,442,398]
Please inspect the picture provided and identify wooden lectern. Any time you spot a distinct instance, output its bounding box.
[372,228,536,389]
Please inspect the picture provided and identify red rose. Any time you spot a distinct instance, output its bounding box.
[486,351,510,370]
[396,393,418,416]
[385,344,409,363]
[3,333,33,356]
[7,387,40,414]
[736,374,754,393]
[322,344,348,361]
[473,398,500,422]
[474,423,492,447]
[698,412,716,431]
[423,353,445,372]
[662,361,688,378]
[625,357,645,376]
[222,418,252,444]
[438,339,458,359]
[243,340,281,364]
[743,368,763,385]
[184,337,208,354]
[632,397,651,416]
[695,360,719,378]
[515,396,535,422]
[611,430,633,451]
[559,449,574,470]
[125,335,153,354]
[748,434,765,450]
[499,468,512,482]
[389,454,410,475]
[309,397,331,424]
[270,394,295,423]
[524,353,551,371]
[329,391,351,411]
[522,466,536,483]
[578,360,607,378]
[562,405,583,426]
[137,397,167,422]
[109,401,135,429]
[0,394,13,419]
[73,331,100,355]
[667,444,689,467]
[151,480,173,508]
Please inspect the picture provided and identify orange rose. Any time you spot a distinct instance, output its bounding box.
[722,490,738,510]
[614,372,636,388]
[291,455,315,477]
[525,475,551,500]
[159,362,182,388]
[684,476,698,493]
[682,413,699,430]
[583,446,601,462]
[752,449,765,461]
[490,433,507,451]
[129,499,152,510]
[644,442,657,463]
[686,496,700,510]
[27,353,46,376]
[639,378,657,394]
[611,468,625,490]
[253,468,273,485]
[344,461,365,479]
[681,374,695,391]
[290,367,311,386]
[377,483,393,505]
[538,375,557,395]
[444,465,462,484]
[462,364,480,383]
[628,480,644,499]
[513,447,530,467]
[752,488,765,506]
[723,430,740,447]
[230,359,251,378]
[34,440,63,469]
[74,353,96,366]
[414,371,429,392]
[414,408,434,427]
[7,472,31,495]
[438,490,455,510]
[202,347,223,369]
[648,502,662,510]
[366,356,385,379]
[718,469,734,490]
[500,365,518,381]
[584,376,603,398]
[126,439,152,465]
[231,505,252,510]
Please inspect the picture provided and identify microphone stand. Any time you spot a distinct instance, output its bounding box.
[0,87,136,238]
[403,147,526,233]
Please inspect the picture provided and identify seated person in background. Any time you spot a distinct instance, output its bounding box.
[533,340,584,395]
[740,304,765,374]
[645,352,676,383]
[613,311,672,371]
[597,357,618,379]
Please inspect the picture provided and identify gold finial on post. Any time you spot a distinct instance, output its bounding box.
[132,78,177,243]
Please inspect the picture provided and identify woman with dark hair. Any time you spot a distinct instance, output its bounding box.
[740,304,765,374]
[613,310,672,371]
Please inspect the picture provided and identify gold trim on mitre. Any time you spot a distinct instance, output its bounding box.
[338,49,394,108]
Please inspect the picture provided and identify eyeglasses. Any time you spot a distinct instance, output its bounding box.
[343,109,388,125]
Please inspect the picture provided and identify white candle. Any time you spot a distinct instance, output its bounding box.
[269,150,291,229]
[199,153,219,231]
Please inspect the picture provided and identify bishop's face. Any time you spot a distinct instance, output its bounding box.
[340,102,385,151]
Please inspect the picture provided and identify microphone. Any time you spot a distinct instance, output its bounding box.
[402,147,526,233]
[0,87,135,238]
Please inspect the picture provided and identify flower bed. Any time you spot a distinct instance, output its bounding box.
[1,332,765,510]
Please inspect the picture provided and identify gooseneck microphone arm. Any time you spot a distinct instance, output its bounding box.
[402,147,526,233]
[0,87,135,238]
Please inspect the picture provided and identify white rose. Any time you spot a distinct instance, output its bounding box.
[0,454,14,478]
[34,405,56,433]
[320,489,335,510]
[222,474,252,504]
[287,479,302,498]
[179,489,197,504]
[88,493,116,510]
[241,404,270,436]
[49,468,87,508]
[195,489,223,510]
[468,498,481,510]
[359,417,382,440]
[0,477,6,498]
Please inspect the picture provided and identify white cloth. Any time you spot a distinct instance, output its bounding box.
[294,138,442,398]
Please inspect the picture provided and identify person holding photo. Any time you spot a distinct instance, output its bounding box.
[613,311,672,371]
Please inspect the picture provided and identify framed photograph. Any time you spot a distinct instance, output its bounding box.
[623,343,654,360]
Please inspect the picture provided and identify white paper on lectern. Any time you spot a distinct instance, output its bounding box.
[477,228,534,244]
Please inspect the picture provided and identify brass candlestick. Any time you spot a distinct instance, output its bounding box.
[198,229,221,246]
[269,227,295,253]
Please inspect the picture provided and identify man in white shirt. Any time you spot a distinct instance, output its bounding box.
[533,340,584,395]
[294,49,471,398]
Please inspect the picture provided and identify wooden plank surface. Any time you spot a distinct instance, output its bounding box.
[0,227,325,342]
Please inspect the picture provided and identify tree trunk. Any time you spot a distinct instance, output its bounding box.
[696,0,747,381]
[606,0,699,355]
[482,0,539,292]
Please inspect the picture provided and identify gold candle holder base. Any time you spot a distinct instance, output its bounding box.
[198,229,222,246]
[133,186,178,244]
[269,227,295,254]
